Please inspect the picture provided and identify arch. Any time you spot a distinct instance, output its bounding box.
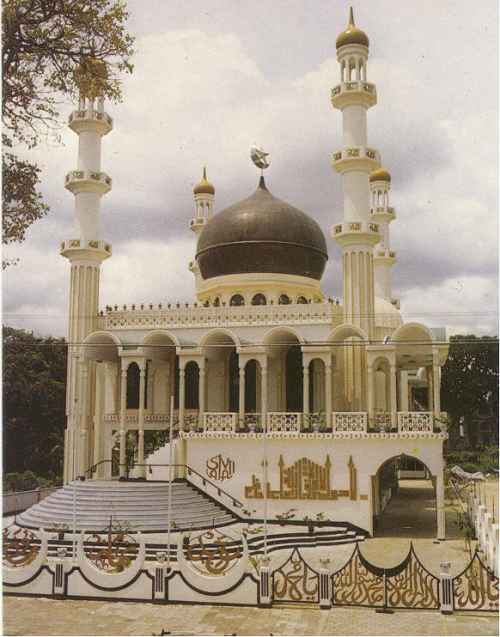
[251,293,267,306]
[230,294,245,306]
[278,294,291,305]
[142,329,180,348]
[126,362,147,409]
[199,328,241,349]
[244,358,261,414]
[286,346,303,412]
[296,296,308,304]
[82,330,121,362]
[263,325,305,347]
[391,322,434,343]
[213,297,220,307]
[327,323,368,343]
[185,360,199,409]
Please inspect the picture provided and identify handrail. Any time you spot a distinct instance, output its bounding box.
[129,462,245,512]
[83,458,119,479]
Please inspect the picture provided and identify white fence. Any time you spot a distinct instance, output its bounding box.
[467,490,499,575]
[3,487,60,516]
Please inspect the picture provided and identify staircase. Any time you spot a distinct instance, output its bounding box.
[16,480,237,532]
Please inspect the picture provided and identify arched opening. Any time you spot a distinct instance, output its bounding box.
[201,329,240,413]
[185,361,199,409]
[328,325,368,412]
[230,294,244,306]
[127,362,148,409]
[372,454,436,538]
[244,359,259,413]
[213,297,220,307]
[251,293,267,306]
[309,358,325,413]
[286,346,303,412]
[228,350,239,412]
[296,296,308,304]
[279,294,291,305]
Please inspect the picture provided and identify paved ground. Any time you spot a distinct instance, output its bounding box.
[3,479,499,636]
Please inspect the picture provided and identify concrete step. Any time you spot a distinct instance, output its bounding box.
[16,480,237,532]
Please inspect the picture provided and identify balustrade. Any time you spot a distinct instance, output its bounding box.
[203,412,237,433]
[398,412,434,433]
[267,412,302,433]
[332,412,367,433]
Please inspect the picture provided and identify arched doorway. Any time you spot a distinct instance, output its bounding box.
[244,359,259,412]
[372,454,436,538]
[286,346,303,412]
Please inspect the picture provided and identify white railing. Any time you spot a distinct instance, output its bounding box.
[398,412,433,433]
[203,412,236,433]
[332,412,367,433]
[267,412,302,433]
[372,412,392,431]
[99,301,341,331]
[243,413,262,430]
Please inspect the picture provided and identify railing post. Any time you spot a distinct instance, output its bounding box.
[319,558,332,609]
[53,547,68,598]
[439,561,453,614]
[258,556,272,607]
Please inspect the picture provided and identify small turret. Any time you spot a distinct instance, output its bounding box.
[191,167,215,235]
[370,167,397,303]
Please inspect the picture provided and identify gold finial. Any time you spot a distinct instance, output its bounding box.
[202,166,207,180]
[193,166,215,195]
[348,6,355,27]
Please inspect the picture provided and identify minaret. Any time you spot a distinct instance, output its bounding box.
[190,167,215,235]
[61,58,113,482]
[370,168,397,303]
[331,7,381,337]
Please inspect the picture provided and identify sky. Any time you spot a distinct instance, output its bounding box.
[3,0,498,337]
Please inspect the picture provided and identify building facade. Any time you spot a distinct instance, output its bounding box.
[61,11,449,537]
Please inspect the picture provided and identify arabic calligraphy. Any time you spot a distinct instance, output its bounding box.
[2,528,39,568]
[84,519,138,573]
[184,529,242,576]
[272,548,319,602]
[245,455,357,500]
[206,454,235,481]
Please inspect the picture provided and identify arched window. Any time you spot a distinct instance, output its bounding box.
[251,293,267,306]
[296,296,308,304]
[278,294,291,305]
[230,294,244,306]
[126,362,148,409]
[213,297,220,307]
[185,361,199,409]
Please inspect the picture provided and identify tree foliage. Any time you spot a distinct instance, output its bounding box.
[441,334,498,446]
[2,0,134,260]
[3,325,67,478]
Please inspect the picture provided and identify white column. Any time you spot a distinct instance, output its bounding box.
[426,366,434,411]
[239,365,245,428]
[119,364,127,478]
[198,359,206,428]
[93,362,104,478]
[178,364,186,428]
[261,363,268,428]
[389,364,397,428]
[325,364,333,427]
[78,360,89,477]
[137,360,146,478]
[303,364,310,415]
[432,350,441,415]
[367,365,375,424]
[436,465,446,540]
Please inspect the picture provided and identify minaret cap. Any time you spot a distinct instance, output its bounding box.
[370,167,391,183]
[336,7,369,49]
[193,167,215,195]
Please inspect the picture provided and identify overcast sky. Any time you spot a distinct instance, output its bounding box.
[3,0,498,337]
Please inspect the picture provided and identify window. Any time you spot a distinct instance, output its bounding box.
[230,294,244,306]
[278,294,291,305]
[251,293,267,306]
[126,362,148,409]
[296,296,308,304]
[213,297,220,307]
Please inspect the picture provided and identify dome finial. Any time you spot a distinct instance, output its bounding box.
[348,6,355,27]
[202,166,207,180]
[193,166,215,195]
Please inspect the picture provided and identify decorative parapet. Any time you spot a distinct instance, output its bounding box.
[204,412,236,433]
[331,81,377,109]
[267,412,302,433]
[68,108,113,135]
[398,412,433,433]
[331,145,380,173]
[179,431,447,441]
[64,169,112,194]
[331,221,380,246]
[99,300,341,331]
[332,412,367,433]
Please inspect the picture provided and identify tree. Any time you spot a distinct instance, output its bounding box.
[3,326,67,478]
[2,0,134,263]
[441,335,498,448]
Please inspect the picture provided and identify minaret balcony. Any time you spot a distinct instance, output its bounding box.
[331,220,380,246]
[60,238,112,261]
[65,170,112,195]
[68,109,113,135]
[371,206,396,222]
[190,217,208,234]
[331,146,380,173]
[374,248,396,262]
[331,81,377,109]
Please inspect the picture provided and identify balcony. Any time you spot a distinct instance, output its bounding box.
[331,220,380,247]
[68,108,113,135]
[331,81,377,109]
[103,411,445,438]
[331,145,380,174]
[64,169,112,195]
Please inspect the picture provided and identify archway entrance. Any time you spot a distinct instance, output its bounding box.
[372,455,436,538]
[286,345,303,412]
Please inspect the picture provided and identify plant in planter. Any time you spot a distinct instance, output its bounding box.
[276,508,297,525]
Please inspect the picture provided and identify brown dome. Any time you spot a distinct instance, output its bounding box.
[193,167,215,195]
[196,177,328,280]
[336,8,369,49]
[370,168,391,183]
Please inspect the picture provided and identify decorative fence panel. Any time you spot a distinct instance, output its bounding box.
[398,412,433,433]
[385,545,440,610]
[203,412,236,433]
[267,413,302,433]
[271,548,319,604]
[332,544,385,608]
[452,551,499,613]
[332,412,367,433]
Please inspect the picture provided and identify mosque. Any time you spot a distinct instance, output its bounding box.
[19,10,449,538]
